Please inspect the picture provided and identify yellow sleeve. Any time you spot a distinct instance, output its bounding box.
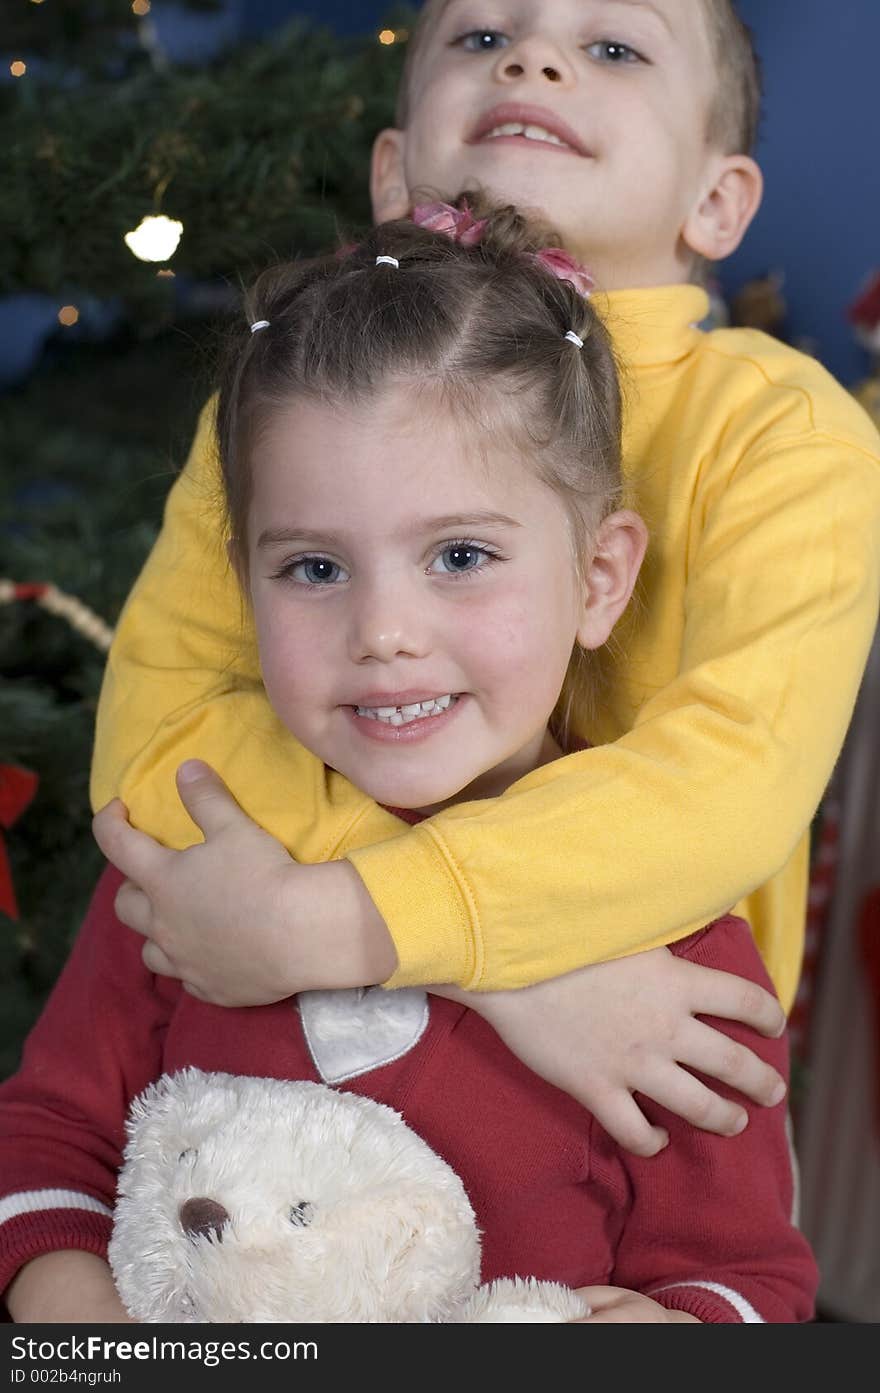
[348,428,880,1000]
[90,397,401,862]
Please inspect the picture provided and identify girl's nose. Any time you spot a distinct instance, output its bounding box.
[493,33,576,87]
[348,583,430,664]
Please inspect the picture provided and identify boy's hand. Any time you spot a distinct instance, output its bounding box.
[436,949,786,1157]
[92,761,397,1004]
[571,1286,700,1323]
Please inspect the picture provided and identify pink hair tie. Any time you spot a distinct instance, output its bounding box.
[532,247,595,300]
[411,203,595,298]
[412,200,489,246]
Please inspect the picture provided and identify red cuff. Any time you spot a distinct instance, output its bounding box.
[0,1208,112,1300]
[650,1283,755,1324]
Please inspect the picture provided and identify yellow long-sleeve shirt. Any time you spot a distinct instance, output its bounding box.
[91,284,880,1012]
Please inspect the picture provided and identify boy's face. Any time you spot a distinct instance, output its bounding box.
[373,0,753,288]
[245,384,603,813]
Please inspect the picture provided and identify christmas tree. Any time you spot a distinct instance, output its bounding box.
[1,2,409,1077]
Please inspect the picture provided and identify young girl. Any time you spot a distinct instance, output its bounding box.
[2,207,815,1323]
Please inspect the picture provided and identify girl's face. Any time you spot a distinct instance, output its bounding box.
[244,382,597,813]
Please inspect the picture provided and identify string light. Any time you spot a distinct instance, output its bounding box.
[10,61,27,78]
[378,30,396,45]
[132,0,151,15]
[58,306,80,327]
[123,214,183,262]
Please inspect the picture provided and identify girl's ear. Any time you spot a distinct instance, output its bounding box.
[575,510,648,651]
[683,153,764,263]
[370,129,411,224]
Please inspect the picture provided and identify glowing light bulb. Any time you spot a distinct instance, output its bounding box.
[378,30,396,45]
[132,0,151,14]
[124,214,183,263]
[58,306,80,327]
[10,61,27,78]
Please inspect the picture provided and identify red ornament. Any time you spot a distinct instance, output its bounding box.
[848,271,880,333]
[0,765,39,919]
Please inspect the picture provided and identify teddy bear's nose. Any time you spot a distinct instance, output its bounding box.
[179,1197,230,1242]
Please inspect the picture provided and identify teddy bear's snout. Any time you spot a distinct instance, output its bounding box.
[178,1197,230,1242]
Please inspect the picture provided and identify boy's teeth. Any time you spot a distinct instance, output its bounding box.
[486,122,567,147]
[356,694,455,725]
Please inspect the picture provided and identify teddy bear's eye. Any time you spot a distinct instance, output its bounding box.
[289,1201,314,1228]
[178,1147,198,1164]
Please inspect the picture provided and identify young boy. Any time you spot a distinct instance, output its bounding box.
[91,0,880,1154]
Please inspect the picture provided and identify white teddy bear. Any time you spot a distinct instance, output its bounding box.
[108,1068,588,1323]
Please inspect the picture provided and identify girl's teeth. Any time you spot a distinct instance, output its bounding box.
[356,695,456,725]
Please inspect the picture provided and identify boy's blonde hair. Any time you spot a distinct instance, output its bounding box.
[397,0,762,156]
[701,0,762,154]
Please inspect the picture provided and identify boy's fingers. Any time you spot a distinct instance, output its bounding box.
[92,800,169,883]
[587,1089,669,1158]
[682,1019,787,1108]
[114,880,153,936]
[677,960,786,1038]
[639,1061,748,1137]
[142,940,178,978]
[175,760,247,839]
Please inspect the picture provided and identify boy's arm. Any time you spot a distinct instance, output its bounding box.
[0,867,168,1319]
[348,423,880,999]
[604,918,818,1323]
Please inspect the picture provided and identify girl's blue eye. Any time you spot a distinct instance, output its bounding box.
[289,557,347,585]
[585,40,642,64]
[430,544,496,576]
[457,30,509,52]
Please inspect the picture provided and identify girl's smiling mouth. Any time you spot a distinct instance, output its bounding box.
[348,694,463,741]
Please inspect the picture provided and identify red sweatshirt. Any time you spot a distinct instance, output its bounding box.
[0,866,816,1322]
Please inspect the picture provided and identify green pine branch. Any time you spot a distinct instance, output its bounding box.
[3,14,410,322]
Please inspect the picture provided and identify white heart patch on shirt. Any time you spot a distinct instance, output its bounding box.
[297,987,430,1085]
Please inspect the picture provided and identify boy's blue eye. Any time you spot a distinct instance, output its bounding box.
[457,30,509,52]
[585,40,643,64]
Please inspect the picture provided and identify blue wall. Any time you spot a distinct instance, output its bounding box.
[717,0,877,386]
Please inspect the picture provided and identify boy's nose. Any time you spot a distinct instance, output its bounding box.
[493,34,576,87]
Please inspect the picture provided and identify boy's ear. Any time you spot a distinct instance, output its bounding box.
[370,129,411,224]
[682,154,763,263]
[575,510,648,651]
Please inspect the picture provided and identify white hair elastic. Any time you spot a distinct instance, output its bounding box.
[250,320,270,333]
[375,255,400,268]
[564,330,584,349]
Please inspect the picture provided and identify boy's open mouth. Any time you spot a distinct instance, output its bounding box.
[468,103,588,156]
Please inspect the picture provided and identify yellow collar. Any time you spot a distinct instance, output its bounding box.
[591,284,710,367]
